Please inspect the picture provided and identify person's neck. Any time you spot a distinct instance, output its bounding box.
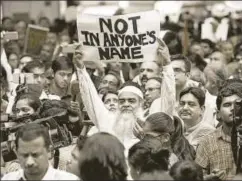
[185,117,202,129]
[222,122,232,136]
[24,167,48,180]
[51,81,68,97]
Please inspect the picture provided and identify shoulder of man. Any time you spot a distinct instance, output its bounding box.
[1,169,21,180]
[53,168,80,180]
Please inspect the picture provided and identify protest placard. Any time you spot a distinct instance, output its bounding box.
[77,10,160,63]
[24,24,49,55]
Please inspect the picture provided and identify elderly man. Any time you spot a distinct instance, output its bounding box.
[73,39,174,154]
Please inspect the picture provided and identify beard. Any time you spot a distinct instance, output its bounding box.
[112,107,144,143]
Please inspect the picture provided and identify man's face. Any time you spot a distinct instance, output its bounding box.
[118,92,141,113]
[171,60,188,88]
[30,67,46,88]
[98,74,118,94]
[178,93,204,125]
[15,99,35,118]
[104,93,118,112]
[221,43,234,61]
[210,52,226,64]
[60,35,71,45]
[218,95,241,126]
[46,32,57,46]
[14,21,27,33]
[54,69,73,89]
[40,44,53,61]
[201,42,212,57]
[139,62,160,86]
[3,18,14,31]
[19,56,33,70]
[8,53,19,69]
[109,62,122,72]
[17,137,49,179]
[190,44,204,58]
[66,146,82,177]
[145,79,161,105]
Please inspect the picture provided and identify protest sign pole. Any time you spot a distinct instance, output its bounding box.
[183,20,189,56]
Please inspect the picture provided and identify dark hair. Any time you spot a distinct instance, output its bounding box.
[51,55,74,74]
[14,93,41,112]
[146,112,175,134]
[15,123,51,150]
[22,59,46,73]
[188,53,207,72]
[38,16,50,24]
[171,54,191,72]
[102,90,118,102]
[179,87,205,107]
[79,132,127,181]
[162,31,182,55]
[170,160,203,181]
[216,80,242,110]
[39,99,68,117]
[128,139,170,174]
[171,116,196,160]
[200,38,215,49]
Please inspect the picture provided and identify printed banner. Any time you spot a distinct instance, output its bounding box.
[77,10,160,63]
[24,24,49,55]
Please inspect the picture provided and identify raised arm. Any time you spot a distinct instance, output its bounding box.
[152,38,176,117]
[73,47,110,132]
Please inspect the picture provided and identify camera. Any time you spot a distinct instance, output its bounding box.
[0,112,73,162]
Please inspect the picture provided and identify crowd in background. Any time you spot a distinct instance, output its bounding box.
[1,3,242,181]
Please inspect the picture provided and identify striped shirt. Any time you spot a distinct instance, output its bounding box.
[195,126,237,180]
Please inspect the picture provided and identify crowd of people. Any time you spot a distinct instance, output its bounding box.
[1,4,242,181]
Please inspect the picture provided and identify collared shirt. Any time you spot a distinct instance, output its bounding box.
[1,164,80,180]
[195,126,237,180]
[184,120,215,149]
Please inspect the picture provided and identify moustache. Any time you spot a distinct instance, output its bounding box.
[141,75,148,81]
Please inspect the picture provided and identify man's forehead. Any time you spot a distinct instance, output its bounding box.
[18,137,46,151]
[180,93,199,103]
[171,60,185,68]
[57,69,73,74]
[222,95,242,104]
[141,61,159,69]
[103,74,117,82]
[145,79,161,87]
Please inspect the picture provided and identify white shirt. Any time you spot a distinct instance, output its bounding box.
[1,165,80,180]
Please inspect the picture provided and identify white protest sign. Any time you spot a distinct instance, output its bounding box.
[77,10,160,63]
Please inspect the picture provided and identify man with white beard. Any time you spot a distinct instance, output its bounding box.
[73,39,175,155]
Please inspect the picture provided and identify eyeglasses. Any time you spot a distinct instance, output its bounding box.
[173,68,186,74]
[145,87,160,92]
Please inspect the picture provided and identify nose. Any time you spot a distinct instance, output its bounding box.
[145,90,149,97]
[183,103,189,110]
[17,111,24,117]
[63,75,68,81]
[26,156,35,167]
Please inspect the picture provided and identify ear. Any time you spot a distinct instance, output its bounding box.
[186,72,190,78]
[47,145,54,160]
[216,110,222,123]
[201,105,205,114]
[163,133,170,143]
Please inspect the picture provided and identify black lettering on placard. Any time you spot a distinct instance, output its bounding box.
[81,31,91,46]
[99,18,113,33]
[142,33,148,46]
[132,47,143,59]
[104,33,113,47]
[120,47,131,59]
[118,35,126,46]
[110,34,120,47]
[90,33,100,46]
[148,31,156,44]
[128,16,140,34]
[114,19,128,34]
[125,35,134,47]
[98,47,110,60]
[111,48,122,58]
[132,34,143,46]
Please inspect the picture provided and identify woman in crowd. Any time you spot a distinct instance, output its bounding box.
[134,112,196,162]
[128,138,170,180]
[170,160,203,181]
[78,132,127,181]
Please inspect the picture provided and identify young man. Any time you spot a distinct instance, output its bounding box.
[195,80,242,180]
[178,87,215,148]
[2,123,79,180]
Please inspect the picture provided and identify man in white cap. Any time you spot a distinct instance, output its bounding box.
[73,38,175,153]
